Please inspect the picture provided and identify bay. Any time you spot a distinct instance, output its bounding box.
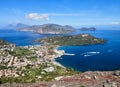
[0,29,120,72]
[56,30,120,72]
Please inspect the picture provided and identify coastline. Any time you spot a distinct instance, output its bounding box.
[51,45,66,68]
[1,35,120,87]
[53,45,76,68]
[23,44,66,68]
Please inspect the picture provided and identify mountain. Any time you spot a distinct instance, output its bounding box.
[4,23,29,29]
[80,27,96,31]
[19,24,75,34]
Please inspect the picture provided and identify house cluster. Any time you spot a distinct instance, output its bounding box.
[0,69,22,78]
[0,44,65,77]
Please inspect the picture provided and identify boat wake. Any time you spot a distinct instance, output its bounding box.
[81,51,100,57]
[64,53,75,56]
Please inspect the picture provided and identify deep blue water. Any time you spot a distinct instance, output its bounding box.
[56,30,120,72]
[0,29,120,72]
[0,29,61,46]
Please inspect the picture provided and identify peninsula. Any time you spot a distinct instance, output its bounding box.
[36,34,106,46]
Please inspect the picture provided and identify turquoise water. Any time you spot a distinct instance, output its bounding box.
[0,29,120,72]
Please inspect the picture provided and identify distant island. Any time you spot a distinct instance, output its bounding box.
[19,24,75,34]
[4,23,29,29]
[4,23,98,34]
[36,34,106,46]
[80,27,96,31]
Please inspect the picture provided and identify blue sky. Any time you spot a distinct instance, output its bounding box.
[0,0,120,26]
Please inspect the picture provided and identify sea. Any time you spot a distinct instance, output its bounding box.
[0,29,120,72]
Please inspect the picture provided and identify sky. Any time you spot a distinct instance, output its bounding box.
[1,0,120,26]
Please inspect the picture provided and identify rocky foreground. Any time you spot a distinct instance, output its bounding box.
[0,70,120,87]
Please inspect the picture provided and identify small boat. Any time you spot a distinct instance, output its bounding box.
[82,51,100,57]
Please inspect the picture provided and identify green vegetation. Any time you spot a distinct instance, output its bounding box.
[80,85,86,87]
[0,63,79,83]
[6,47,38,62]
[37,34,106,46]
[28,57,37,62]
[0,38,81,84]
[0,65,8,70]
[8,47,34,57]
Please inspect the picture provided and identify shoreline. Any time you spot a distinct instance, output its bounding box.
[52,45,66,68]
[22,44,66,68]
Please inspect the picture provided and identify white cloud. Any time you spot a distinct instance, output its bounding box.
[26,13,49,21]
[25,12,103,21]
[111,22,120,25]
[25,13,83,21]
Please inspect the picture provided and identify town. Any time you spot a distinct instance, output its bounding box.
[0,40,77,83]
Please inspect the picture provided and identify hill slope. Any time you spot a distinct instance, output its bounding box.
[19,24,75,34]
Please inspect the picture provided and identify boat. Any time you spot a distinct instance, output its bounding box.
[86,52,100,54]
[64,53,75,56]
[82,51,100,57]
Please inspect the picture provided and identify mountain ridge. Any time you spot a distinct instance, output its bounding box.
[19,23,75,34]
[4,23,29,29]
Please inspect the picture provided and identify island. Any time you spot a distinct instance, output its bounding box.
[80,27,96,31]
[4,23,29,29]
[19,24,75,34]
[36,34,106,46]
